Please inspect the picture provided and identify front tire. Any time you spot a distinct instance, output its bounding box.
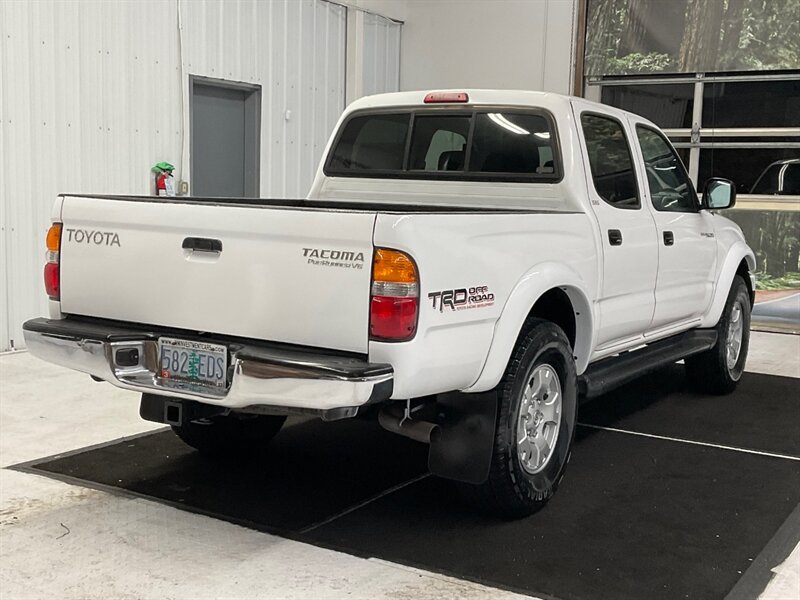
[172,413,286,459]
[685,275,751,394]
[461,318,578,519]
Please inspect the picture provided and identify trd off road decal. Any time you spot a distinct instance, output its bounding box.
[429,286,495,312]
[302,247,365,270]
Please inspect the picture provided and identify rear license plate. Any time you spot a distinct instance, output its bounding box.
[158,337,228,388]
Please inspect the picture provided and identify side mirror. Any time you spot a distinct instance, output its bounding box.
[702,178,736,210]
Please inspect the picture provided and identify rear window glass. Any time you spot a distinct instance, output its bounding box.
[328,114,409,172]
[408,116,470,171]
[470,113,555,175]
[325,109,560,182]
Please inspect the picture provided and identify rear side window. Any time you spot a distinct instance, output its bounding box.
[325,109,561,182]
[581,114,640,209]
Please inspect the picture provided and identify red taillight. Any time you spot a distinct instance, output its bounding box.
[44,262,60,299]
[370,249,419,342]
[44,223,62,300]
[370,296,418,340]
[424,91,469,104]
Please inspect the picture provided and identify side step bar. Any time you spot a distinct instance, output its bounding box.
[579,329,718,399]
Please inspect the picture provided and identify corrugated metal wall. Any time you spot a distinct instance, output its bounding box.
[0,0,399,351]
[361,12,401,96]
[1,0,185,352]
[181,0,347,197]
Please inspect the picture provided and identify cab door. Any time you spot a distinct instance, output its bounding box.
[572,101,659,348]
[628,120,717,330]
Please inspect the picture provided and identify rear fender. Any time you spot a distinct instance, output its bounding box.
[464,262,593,393]
[700,242,756,328]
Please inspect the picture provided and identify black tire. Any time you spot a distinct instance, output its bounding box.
[172,413,286,459]
[461,318,578,519]
[685,275,751,395]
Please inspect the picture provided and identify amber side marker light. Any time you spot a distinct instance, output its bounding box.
[44,223,62,300]
[370,248,419,341]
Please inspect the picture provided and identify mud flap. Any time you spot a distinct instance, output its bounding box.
[428,390,498,484]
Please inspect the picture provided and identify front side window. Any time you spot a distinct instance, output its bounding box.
[580,114,640,209]
[636,125,698,212]
[325,109,561,182]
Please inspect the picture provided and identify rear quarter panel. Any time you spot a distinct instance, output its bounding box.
[371,211,598,399]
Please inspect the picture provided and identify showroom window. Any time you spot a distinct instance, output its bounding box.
[582,0,799,331]
[591,73,800,331]
[591,73,800,202]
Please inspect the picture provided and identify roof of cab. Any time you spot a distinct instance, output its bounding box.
[343,89,656,129]
[346,89,568,111]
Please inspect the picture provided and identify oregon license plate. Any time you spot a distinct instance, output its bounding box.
[158,337,228,388]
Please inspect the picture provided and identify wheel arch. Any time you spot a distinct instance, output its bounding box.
[464,263,593,393]
[700,242,756,328]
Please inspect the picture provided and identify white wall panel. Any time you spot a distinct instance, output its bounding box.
[1,0,184,352]
[398,0,577,94]
[180,0,346,199]
[362,13,401,96]
[0,0,349,351]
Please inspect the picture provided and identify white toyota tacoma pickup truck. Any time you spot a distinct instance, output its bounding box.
[25,90,755,518]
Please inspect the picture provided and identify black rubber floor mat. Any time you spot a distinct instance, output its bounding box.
[303,428,800,600]
[579,364,800,457]
[28,418,428,533]
[20,369,800,600]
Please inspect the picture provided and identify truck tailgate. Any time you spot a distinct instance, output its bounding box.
[58,196,375,353]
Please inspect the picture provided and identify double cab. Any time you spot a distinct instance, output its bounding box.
[25,90,755,517]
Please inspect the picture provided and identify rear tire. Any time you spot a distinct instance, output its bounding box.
[460,318,578,519]
[172,413,286,459]
[685,275,751,395]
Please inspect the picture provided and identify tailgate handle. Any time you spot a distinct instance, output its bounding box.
[182,237,222,253]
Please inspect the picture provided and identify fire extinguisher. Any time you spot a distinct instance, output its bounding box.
[152,161,176,196]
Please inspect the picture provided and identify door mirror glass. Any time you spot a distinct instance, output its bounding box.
[703,178,736,210]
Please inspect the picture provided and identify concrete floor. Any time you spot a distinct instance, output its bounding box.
[1,331,798,599]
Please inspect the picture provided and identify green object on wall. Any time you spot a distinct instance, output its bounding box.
[152,161,175,173]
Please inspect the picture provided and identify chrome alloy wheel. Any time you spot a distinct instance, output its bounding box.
[517,363,562,474]
[726,300,745,370]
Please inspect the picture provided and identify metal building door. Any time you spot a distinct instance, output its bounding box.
[191,79,261,198]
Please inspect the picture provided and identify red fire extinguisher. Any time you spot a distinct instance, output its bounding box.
[152,161,176,196]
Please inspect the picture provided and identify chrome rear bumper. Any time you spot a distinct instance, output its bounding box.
[22,318,393,412]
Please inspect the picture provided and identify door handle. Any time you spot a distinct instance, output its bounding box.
[608,229,623,246]
[663,231,674,246]
[182,237,223,253]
